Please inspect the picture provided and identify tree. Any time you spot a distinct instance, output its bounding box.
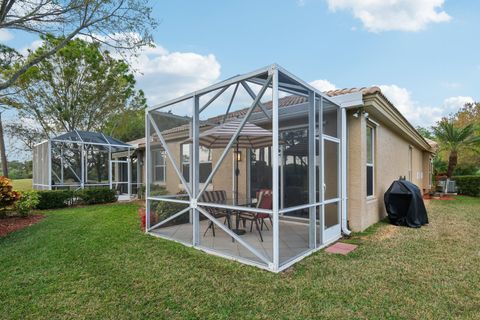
[7,160,32,179]
[432,120,480,178]
[0,44,22,177]
[0,0,156,177]
[103,108,145,142]
[2,36,147,143]
[416,126,434,139]
[0,0,156,91]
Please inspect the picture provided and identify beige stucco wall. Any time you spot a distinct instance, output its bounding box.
[142,98,433,232]
[149,138,248,199]
[347,110,432,231]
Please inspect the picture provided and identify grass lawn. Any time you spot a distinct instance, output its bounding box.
[0,198,479,319]
[11,178,33,191]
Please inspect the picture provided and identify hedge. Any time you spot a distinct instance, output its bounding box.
[453,175,480,197]
[37,190,75,210]
[76,188,117,205]
[36,187,117,209]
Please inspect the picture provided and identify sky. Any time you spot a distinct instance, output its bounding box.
[2,0,479,159]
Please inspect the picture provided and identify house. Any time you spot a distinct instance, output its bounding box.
[138,64,435,272]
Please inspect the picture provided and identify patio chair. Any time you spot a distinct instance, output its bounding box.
[238,189,273,242]
[199,190,231,237]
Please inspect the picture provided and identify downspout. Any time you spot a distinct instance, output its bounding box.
[341,107,351,236]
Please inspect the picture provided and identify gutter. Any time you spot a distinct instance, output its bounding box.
[330,93,363,236]
[340,107,352,236]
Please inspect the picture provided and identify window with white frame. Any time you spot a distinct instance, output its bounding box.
[153,149,166,183]
[366,125,374,197]
[181,144,212,183]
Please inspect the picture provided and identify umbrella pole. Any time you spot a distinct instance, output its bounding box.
[232,138,246,236]
[235,140,239,204]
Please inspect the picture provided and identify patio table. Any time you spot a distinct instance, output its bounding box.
[201,198,256,235]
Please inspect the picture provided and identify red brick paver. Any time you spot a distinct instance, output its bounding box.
[325,242,357,255]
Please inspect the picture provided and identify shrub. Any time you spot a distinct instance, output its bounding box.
[0,176,20,216]
[15,191,40,217]
[150,190,189,226]
[150,185,168,196]
[76,188,117,205]
[150,201,189,226]
[453,175,480,197]
[37,190,74,210]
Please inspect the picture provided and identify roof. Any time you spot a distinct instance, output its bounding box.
[324,87,382,97]
[424,137,439,150]
[134,86,432,152]
[158,87,383,136]
[52,130,131,147]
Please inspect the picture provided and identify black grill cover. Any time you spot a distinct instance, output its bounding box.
[384,180,428,228]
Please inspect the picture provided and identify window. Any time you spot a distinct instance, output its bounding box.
[366,125,374,197]
[181,144,212,183]
[153,150,166,183]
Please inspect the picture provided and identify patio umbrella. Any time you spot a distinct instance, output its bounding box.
[195,120,273,149]
[183,120,273,203]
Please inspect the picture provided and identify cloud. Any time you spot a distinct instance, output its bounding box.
[19,39,44,55]
[310,79,337,92]
[441,82,461,89]
[443,96,474,112]
[326,0,451,32]
[378,85,475,127]
[130,44,221,106]
[17,35,222,109]
[0,29,13,41]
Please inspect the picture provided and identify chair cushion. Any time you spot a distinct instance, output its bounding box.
[258,192,272,210]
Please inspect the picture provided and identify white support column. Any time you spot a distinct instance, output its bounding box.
[192,95,200,246]
[127,149,132,198]
[308,90,316,248]
[48,140,52,190]
[145,112,152,231]
[319,97,324,245]
[136,152,142,191]
[271,67,280,271]
[108,146,112,190]
[80,144,85,189]
[60,147,64,184]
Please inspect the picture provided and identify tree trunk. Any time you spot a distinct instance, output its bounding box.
[446,151,457,178]
[0,112,8,177]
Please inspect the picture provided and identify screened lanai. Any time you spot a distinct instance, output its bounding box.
[146,64,347,272]
[33,130,134,196]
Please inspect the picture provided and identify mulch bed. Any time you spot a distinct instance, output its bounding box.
[423,195,456,200]
[0,214,45,237]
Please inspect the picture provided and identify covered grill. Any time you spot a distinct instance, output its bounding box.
[384,180,428,228]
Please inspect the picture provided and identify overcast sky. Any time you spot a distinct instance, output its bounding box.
[3,0,479,160]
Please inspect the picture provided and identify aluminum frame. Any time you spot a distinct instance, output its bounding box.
[146,64,344,272]
[32,132,134,197]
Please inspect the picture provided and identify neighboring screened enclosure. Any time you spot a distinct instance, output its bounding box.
[146,64,346,272]
[32,130,134,196]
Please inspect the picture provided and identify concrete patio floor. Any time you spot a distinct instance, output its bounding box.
[149,216,313,266]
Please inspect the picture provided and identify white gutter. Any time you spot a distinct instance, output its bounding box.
[330,92,364,236]
[340,107,351,236]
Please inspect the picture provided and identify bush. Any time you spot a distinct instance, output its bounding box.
[150,201,189,226]
[453,165,480,176]
[15,191,40,217]
[0,176,20,216]
[37,190,74,210]
[453,175,480,197]
[76,188,117,205]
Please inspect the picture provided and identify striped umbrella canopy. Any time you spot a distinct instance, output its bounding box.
[184,120,273,149]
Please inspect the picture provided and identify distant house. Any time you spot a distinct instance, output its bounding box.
[131,86,435,232]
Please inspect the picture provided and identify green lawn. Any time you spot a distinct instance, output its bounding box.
[11,178,33,191]
[0,198,479,319]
